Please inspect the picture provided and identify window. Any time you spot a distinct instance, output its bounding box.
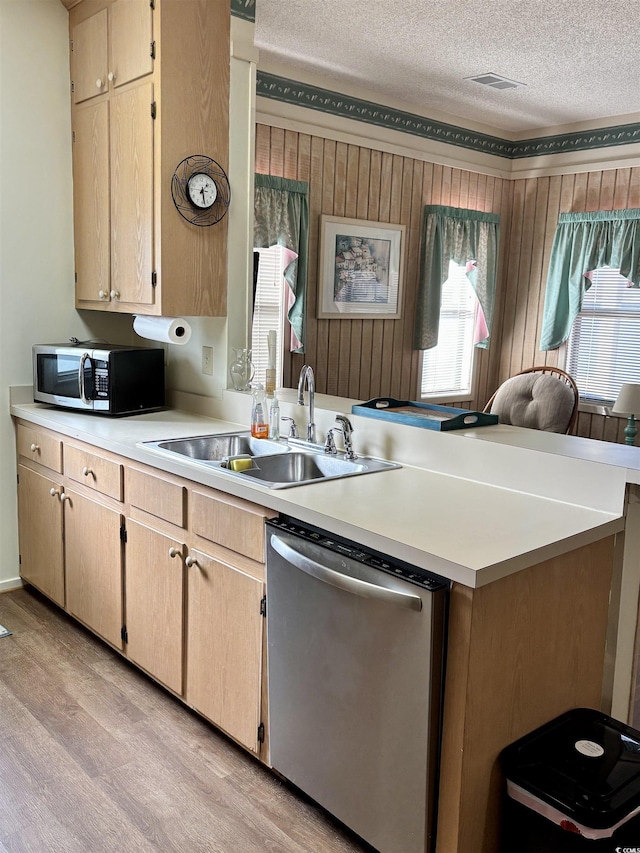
[566,267,640,405]
[251,245,287,389]
[420,261,478,400]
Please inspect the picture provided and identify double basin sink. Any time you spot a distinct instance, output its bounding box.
[140,431,400,489]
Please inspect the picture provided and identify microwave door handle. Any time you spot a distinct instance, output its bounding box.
[79,352,91,403]
[270,534,422,612]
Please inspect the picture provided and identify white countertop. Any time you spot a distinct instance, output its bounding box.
[10,397,626,588]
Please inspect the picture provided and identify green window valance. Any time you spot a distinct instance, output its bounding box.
[254,174,309,353]
[540,208,640,351]
[414,205,500,350]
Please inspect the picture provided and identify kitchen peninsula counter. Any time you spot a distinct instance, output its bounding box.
[10,398,624,588]
[10,393,631,853]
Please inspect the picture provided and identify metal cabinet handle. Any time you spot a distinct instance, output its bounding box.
[98,289,109,300]
[110,290,120,300]
[95,77,103,89]
[60,493,69,503]
[168,547,180,559]
[30,443,39,452]
[82,466,94,477]
[107,71,116,82]
[185,556,198,569]
[49,487,60,498]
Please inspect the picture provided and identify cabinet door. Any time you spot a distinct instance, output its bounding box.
[186,550,264,752]
[72,9,108,104]
[110,82,154,306]
[65,489,123,649]
[73,102,110,305]
[110,0,153,90]
[124,520,184,695]
[17,465,64,606]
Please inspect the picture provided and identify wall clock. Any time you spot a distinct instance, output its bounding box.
[171,155,231,226]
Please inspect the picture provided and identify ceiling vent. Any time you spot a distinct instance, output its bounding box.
[466,73,526,91]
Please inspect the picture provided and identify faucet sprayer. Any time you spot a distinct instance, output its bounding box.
[297,365,316,443]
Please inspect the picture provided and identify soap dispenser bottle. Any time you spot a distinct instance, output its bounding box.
[251,383,269,439]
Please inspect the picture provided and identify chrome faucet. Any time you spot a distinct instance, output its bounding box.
[297,364,316,443]
[330,414,357,460]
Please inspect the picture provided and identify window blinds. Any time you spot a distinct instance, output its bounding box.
[566,267,640,405]
[251,246,286,389]
[420,262,476,398]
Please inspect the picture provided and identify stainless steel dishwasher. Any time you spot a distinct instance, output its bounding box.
[266,517,448,853]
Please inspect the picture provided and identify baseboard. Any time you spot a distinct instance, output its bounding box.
[0,577,24,593]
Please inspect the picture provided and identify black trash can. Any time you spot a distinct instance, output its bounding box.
[501,707,640,852]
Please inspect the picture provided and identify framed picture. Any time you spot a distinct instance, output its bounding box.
[317,215,405,319]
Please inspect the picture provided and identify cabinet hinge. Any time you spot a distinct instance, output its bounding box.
[149,0,155,8]
[72,130,76,145]
[260,595,266,617]
[151,101,157,120]
[71,80,75,94]
[74,271,78,284]
[70,39,74,52]
[19,554,22,566]
[151,270,157,287]
[150,40,156,60]
[121,625,128,644]
[16,473,19,484]
[120,524,127,544]
[257,723,265,743]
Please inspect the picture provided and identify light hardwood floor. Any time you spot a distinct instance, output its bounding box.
[0,588,372,853]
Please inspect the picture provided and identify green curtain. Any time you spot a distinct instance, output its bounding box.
[254,174,309,353]
[414,205,500,350]
[540,208,640,350]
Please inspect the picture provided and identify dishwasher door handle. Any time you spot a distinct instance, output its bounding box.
[270,533,422,612]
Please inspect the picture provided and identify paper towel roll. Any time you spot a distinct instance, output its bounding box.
[133,315,192,345]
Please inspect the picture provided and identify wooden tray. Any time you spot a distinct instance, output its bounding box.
[351,398,499,431]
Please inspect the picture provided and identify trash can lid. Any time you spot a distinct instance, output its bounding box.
[501,707,640,830]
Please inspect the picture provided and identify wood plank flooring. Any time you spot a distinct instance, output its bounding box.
[0,588,372,853]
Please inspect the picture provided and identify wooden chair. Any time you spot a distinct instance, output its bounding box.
[483,366,579,435]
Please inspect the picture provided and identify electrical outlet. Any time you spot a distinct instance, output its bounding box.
[202,345,213,376]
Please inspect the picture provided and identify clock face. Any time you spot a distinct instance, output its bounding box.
[187,173,218,209]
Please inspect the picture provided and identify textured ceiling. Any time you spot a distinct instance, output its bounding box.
[254,0,640,135]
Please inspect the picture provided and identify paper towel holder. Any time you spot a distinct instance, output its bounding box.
[171,155,230,227]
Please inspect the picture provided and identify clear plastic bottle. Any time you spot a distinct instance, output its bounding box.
[269,390,280,439]
[250,383,268,439]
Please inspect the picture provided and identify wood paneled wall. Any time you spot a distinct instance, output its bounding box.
[255,122,640,444]
[496,168,640,443]
[255,124,512,408]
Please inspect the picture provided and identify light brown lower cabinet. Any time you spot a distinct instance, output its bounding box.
[64,488,124,650]
[186,548,264,753]
[15,420,273,765]
[17,464,65,607]
[124,519,185,695]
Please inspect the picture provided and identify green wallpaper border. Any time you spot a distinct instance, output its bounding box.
[256,71,640,162]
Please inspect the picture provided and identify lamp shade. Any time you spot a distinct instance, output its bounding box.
[612,383,640,415]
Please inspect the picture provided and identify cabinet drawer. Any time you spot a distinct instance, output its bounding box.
[65,444,123,501]
[191,490,274,563]
[126,467,186,528]
[17,424,63,473]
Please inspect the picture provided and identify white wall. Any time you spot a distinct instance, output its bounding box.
[0,0,122,588]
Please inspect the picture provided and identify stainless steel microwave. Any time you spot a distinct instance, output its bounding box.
[33,343,165,415]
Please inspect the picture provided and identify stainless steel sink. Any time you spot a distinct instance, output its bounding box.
[236,451,366,487]
[139,431,400,488]
[142,431,289,461]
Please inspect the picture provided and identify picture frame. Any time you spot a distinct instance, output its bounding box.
[317,215,405,319]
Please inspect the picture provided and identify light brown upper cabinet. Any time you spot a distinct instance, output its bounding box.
[68,0,229,317]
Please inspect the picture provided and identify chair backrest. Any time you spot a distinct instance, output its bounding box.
[483,367,579,435]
